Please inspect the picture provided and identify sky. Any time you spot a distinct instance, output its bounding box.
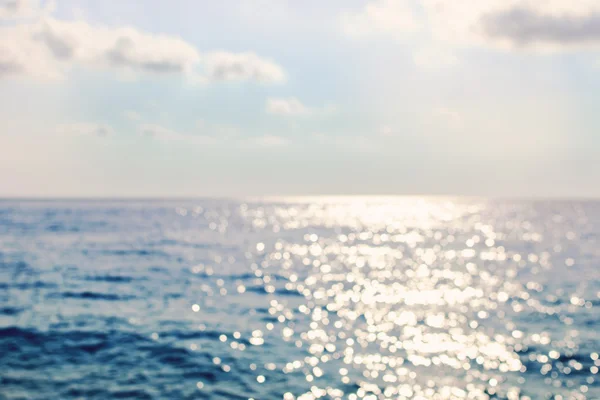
[0,0,599,198]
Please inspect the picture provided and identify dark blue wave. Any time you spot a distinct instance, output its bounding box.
[83,275,137,283]
[0,281,58,290]
[0,307,24,316]
[0,326,234,398]
[47,291,136,301]
[245,286,302,297]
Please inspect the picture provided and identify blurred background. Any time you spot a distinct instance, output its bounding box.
[1,1,600,399]
[1,0,599,198]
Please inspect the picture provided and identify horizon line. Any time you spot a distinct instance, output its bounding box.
[1,194,599,202]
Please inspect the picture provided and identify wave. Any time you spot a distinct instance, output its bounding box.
[0,326,233,398]
[83,275,138,283]
[0,281,57,290]
[245,286,303,297]
[47,291,136,301]
[0,307,23,316]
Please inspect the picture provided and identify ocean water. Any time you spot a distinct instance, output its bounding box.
[0,198,599,400]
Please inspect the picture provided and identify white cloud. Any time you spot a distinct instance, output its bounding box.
[343,0,600,52]
[0,0,28,19]
[265,97,337,117]
[30,18,198,75]
[0,15,286,82]
[341,0,420,38]
[0,0,53,20]
[266,97,310,116]
[0,24,61,79]
[56,122,114,137]
[201,51,286,83]
[103,31,201,74]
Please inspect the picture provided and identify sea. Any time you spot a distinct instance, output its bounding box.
[0,198,598,400]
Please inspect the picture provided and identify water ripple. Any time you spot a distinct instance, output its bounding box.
[0,199,598,399]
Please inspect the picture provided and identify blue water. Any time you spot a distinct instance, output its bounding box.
[0,198,599,400]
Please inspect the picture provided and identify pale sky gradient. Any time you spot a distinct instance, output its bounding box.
[1,0,599,197]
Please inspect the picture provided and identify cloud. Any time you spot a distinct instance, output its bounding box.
[266,97,310,116]
[56,122,114,137]
[0,24,61,79]
[0,57,21,75]
[0,15,286,82]
[0,0,53,20]
[480,7,600,48]
[265,97,337,117]
[201,51,286,83]
[342,0,600,52]
[107,37,194,74]
[31,18,202,76]
[0,0,31,19]
[341,0,420,37]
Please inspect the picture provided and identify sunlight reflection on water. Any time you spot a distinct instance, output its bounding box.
[0,198,598,399]
[235,198,598,400]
